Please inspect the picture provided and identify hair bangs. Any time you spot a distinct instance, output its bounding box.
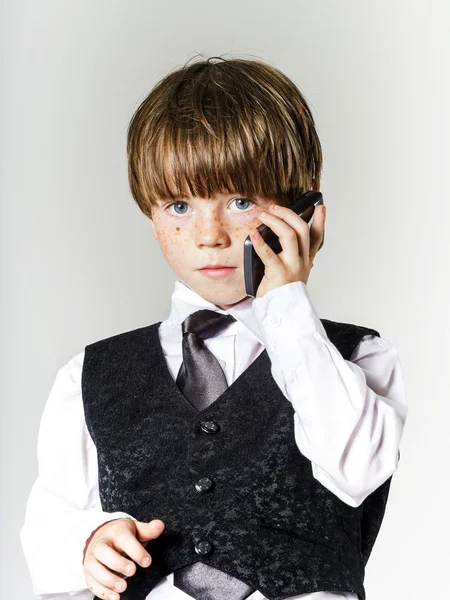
[127,57,322,218]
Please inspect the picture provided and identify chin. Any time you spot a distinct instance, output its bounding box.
[194,280,248,309]
[206,291,246,308]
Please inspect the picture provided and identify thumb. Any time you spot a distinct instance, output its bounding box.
[134,519,165,543]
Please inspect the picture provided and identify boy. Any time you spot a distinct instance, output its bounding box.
[21,57,408,600]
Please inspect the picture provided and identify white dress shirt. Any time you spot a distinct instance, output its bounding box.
[20,280,408,600]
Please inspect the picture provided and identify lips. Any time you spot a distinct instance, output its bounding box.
[198,266,237,279]
[199,265,233,270]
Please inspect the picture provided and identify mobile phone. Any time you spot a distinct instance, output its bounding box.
[243,190,324,297]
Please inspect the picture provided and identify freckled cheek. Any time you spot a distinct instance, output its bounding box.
[234,216,262,240]
[156,225,192,260]
[156,216,261,250]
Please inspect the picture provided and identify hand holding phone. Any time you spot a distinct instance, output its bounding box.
[243,190,325,297]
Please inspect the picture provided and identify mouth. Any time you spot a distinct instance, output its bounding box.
[199,264,234,269]
[198,266,237,280]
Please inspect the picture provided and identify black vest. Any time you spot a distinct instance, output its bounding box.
[82,318,393,600]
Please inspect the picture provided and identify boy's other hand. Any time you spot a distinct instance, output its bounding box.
[83,517,165,600]
[251,203,326,298]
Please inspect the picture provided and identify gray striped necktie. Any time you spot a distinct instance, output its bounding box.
[173,309,256,600]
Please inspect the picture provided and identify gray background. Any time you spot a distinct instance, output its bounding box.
[1,0,449,598]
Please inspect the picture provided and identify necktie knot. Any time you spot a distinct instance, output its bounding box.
[182,309,236,340]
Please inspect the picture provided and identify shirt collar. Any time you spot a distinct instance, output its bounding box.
[165,280,265,345]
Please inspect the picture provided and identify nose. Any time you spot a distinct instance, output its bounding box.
[194,213,231,248]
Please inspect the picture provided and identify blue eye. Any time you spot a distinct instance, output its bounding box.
[170,202,189,215]
[232,198,253,211]
[166,197,254,215]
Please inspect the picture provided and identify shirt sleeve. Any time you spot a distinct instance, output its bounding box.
[20,350,136,598]
[251,281,408,508]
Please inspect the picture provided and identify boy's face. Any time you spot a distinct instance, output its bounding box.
[150,193,277,310]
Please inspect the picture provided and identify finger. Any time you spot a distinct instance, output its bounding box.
[257,212,304,264]
[94,542,136,578]
[134,519,165,543]
[112,529,153,568]
[250,226,283,272]
[262,207,310,263]
[85,571,122,600]
[309,205,326,260]
[86,556,128,596]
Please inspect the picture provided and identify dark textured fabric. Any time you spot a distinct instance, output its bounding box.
[174,309,255,598]
[82,317,392,600]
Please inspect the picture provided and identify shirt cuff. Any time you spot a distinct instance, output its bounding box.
[251,281,327,352]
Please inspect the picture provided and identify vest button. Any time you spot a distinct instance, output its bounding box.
[194,539,213,556]
[195,477,214,493]
[199,420,219,434]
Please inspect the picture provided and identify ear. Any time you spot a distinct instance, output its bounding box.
[150,219,158,241]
